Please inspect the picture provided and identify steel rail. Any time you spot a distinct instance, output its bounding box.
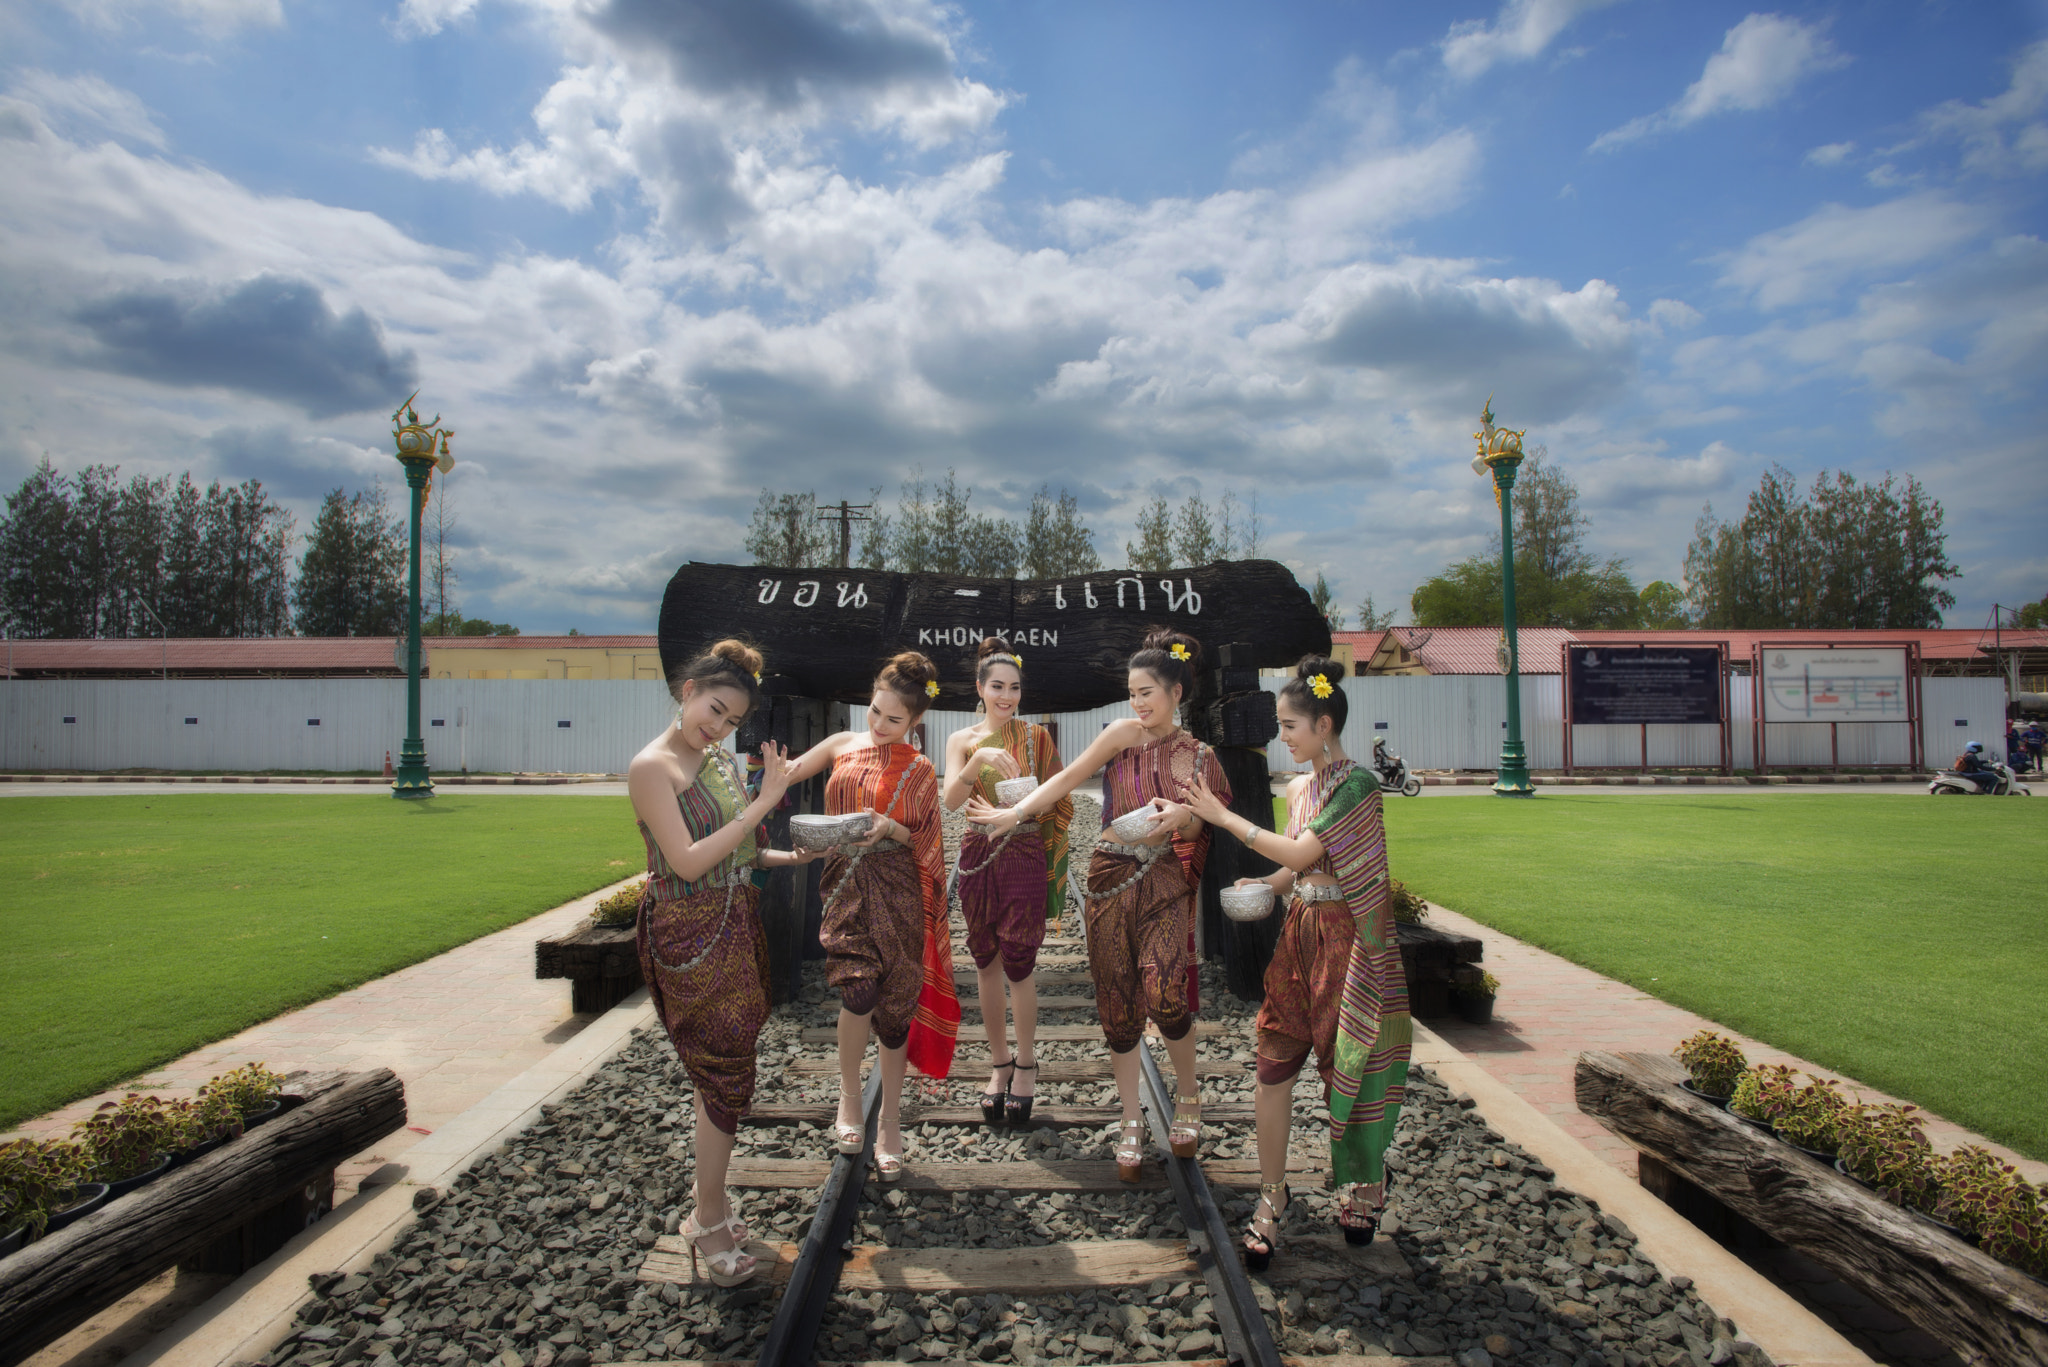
[1136,1042,1284,1367]
[755,1066,883,1367]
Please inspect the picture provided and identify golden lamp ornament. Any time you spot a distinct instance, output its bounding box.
[391,390,455,487]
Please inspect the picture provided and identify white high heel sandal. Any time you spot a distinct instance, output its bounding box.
[680,1208,760,1288]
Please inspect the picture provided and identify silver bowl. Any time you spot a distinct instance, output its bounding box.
[1108,807,1162,843]
[1219,883,1276,923]
[994,776,1039,807]
[789,813,873,852]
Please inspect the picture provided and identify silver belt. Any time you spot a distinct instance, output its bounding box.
[1293,882,1345,904]
[645,866,752,976]
[1082,838,1169,902]
[971,819,1039,837]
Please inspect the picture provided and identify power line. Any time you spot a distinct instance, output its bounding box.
[814,500,873,569]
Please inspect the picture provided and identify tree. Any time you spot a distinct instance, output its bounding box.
[1174,494,1218,565]
[294,485,405,636]
[424,469,457,627]
[2017,593,2048,630]
[1638,581,1690,629]
[1683,466,1958,628]
[1022,486,1099,578]
[1126,498,1174,571]
[430,615,519,636]
[1354,593,1396,631]
[1512,446,1592,583]
[1311,571,1346,631]
[0,459,78,637]
[744,491,832,568]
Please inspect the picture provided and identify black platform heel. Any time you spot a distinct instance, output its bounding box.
[1003,1060,1037,1127]
[980,1059,1015,1128]
[1243,1181,1286,1272]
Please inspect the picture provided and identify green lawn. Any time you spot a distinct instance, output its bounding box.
[0,796,642,1129]
[1375,794,2048,1161]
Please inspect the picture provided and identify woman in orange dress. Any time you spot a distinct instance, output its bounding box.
[785,652,958,1179]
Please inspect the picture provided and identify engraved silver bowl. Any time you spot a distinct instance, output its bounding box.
[789,813,873,852]
[1219,883,1276,923]
[1108,807,1163,843]
[994,776,1039,807]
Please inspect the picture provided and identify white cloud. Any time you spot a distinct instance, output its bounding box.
[5,71,166,149]
[1804,141,1854,167]
[1908,38,2048,178]
[391,0,480,38]
[1718,194,1983,309]
[1439,0,1624,81]
[1574,441,1737,510]
[1648,298,1702,331]
[59,0,282,33]
[1591,13,1847,151]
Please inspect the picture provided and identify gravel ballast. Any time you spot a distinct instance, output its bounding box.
[266,795,1774,1367]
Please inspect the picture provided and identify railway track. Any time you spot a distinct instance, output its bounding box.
[635,934,1413,1367]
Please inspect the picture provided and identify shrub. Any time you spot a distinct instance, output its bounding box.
[1457,970,1501,997]
[174,1090,241,1148]
[1775,1075,1853,1153]
[592,879,647,927]
[1933,1146,2048,1277]
[200,1063,287,1120]
[72,1094,183,1183]
[1387,878,1429,924]
[1674,1029,1747,1097]
[0,1138,88,1238]
[1836,1103,1937,1211]
[1730,1063,1800,1122]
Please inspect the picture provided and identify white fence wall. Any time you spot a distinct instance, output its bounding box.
[1,675,2008,775]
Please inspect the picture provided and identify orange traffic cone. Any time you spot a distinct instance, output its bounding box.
[383,750,394,779]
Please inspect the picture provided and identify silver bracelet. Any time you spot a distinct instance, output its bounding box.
[1243,824,1258,848]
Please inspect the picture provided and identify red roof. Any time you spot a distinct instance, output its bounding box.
[0,634,661,678]
[1333,626,2035,675]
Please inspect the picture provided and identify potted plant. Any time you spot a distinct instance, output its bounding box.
[1673,1030,1747,1105]
[169,1091,243,1162]
[1388,878,1429,925]
[1454,970,1500,1025]
[1835,1103,1938,1211]
[1934,1146,2048,1275]
[199,1064,288,1129]
[0,1138,97,1244]
[1728,1063,1798,1130]
[591,879,646,928]
[1773,1075,1852,1160]
[72,1094,180,1196]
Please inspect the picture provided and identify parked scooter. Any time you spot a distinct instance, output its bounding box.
[1372,738,1424,797]
[1928,760,2030,796]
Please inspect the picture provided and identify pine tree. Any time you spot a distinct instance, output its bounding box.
[1126,498,1174,571]
[294,485,404,636]
[1311,572,1346,631]
[0,459,79,637]
[1174,494,1218,565]
[743,491,832,567]
[1023,486,1099,578]
[1354,592,1395,630]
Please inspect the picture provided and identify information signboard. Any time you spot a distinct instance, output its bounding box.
[1759,647,1910,724]
[1566,646,1723,725]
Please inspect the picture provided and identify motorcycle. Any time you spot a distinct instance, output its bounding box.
[1928,761,2030,796]
[1373,747,1424,798]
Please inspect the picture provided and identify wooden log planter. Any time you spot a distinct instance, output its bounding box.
[0,1068,406,1367]
[535,920,644,1013]
[1398,921,1483,1020]
[1576,1049,2048,1367]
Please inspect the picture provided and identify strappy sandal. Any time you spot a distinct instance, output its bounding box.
[874,1122,904,1183]
[1243,1181,1287,1272]
[981,1057,1015,1128]
[1114,1118,1147,1182]
[1168,1095,1203,1159]
[1003,1060,1037,1127]
[1337,1183,1379,1246]
[832,1098,863,1156]
[680,1208,760,1287]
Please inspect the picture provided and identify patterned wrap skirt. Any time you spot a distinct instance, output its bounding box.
[1084,842,1195,1053]
[820,842,927,1050]
[1255,893,1356,1087]
[958,827,1050,982]
[635,881,769,1136]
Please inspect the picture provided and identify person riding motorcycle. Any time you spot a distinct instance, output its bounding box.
[1954,741,1989,775]
[1372,735,1398,782]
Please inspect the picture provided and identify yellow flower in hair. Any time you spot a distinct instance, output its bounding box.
[1170,643,1191,662]
[925,679,940,699]
[1012,652,1022,665]
[1310,673,1333,699]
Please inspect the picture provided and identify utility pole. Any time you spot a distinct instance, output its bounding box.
[815,500,873,569]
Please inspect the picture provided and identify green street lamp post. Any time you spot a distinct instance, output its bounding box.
[1471,398,1536,796]
[390,392,454,800]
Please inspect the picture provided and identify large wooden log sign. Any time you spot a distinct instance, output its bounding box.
[658,560,1332,711]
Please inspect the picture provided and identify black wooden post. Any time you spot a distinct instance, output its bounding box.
[1189,644,1283,1001]
[742,684,829,1004]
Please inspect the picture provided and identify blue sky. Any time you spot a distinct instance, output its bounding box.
[1,0,2042,633]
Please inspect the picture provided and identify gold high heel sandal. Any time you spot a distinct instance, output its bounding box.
[1242,1181,1287,1272]
[680,1209,760,1288]
[1114,1118,1147,1182]
[1169,1095,1203,1159]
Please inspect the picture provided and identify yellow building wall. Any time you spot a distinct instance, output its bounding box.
[427,645,664,681]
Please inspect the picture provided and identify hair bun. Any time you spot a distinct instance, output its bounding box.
[977,636,1015,662]
[1296,654,1347,682]
[1140,628,1202,669]
[886,650,938,687]
[712,639,764,677]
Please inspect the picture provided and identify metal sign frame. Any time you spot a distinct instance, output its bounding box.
[1751,641,1923,775]
[1562,643,1732,776]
